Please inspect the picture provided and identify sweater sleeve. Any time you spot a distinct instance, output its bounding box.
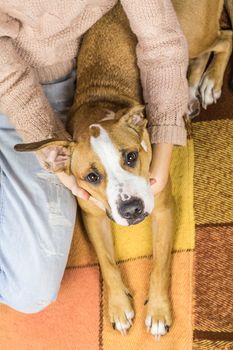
[0,13,70,143]
[120,0,189,146]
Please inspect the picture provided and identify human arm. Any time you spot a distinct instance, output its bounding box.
[120,0,189,193]
[0,12,71,143]
[0,12,89,199]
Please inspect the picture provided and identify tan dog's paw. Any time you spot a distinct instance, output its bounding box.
[108,289,134,335]
[200,74,221,109]
[145,299,172,340]
[188,97,201,118]
[188,85,201,118]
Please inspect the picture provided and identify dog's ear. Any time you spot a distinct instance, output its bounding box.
[119,105,147,132]
[14,139,76,174]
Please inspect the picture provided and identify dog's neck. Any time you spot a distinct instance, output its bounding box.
[67,97,138,140]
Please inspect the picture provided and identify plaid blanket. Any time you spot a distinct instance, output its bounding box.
[192,62,233,349]
[0,65,232,350]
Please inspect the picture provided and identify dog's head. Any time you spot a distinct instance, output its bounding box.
[15,105,154,226]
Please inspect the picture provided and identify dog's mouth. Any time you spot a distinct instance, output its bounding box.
[106,209,148,226]
[126,212,149,225]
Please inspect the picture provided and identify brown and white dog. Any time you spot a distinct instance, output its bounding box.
[15,0,233,339]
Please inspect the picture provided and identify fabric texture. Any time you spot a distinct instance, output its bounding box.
[0,0,188,144]
[0,73,77,313]
[191,60,233,349]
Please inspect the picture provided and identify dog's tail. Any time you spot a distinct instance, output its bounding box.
[224,1,233,89]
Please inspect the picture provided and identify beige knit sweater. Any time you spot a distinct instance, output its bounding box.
[0,0,188,145]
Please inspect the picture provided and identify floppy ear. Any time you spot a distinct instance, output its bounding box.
[14,138,76,174]
[118,105,147,133]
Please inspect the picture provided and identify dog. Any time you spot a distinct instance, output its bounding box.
[15,2,174,338]
[15,0,233,339]
[180,0,233,117]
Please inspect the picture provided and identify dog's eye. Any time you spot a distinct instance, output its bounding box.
[125,151,138,167]
[85,171,101,184]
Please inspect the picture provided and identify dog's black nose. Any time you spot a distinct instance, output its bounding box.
[119,198,144,222]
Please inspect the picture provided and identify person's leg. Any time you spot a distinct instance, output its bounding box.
[0,71,77,313]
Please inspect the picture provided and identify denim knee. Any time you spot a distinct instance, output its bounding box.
[6,294,57,314]
[0,264,61,314]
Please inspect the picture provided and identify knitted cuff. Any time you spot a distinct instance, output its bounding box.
[148,124,187,146]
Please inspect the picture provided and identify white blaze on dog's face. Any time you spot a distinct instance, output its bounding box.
[74,106,154,226]
[14,106,154,227]
[90,126,153,225]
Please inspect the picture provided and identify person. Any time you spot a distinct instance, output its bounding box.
[0,0,188,313]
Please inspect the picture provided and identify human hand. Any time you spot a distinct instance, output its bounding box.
[56,172,106,211]
[149,176,169,195]
[34,143,90,200]
[16,136,104,206]
[149,143,173,195]
[38,145,106,207]
[56,172,90,200]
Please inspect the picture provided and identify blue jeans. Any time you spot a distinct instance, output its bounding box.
[0,71,77,313]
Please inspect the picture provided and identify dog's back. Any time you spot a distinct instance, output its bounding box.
[71,2,142,112]
[172,0,224,57]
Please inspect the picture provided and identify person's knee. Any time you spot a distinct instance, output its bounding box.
[1,267,60,314]
[4,286,59,314]
[10,294,56,314]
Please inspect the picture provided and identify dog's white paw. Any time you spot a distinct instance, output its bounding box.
[113,310,134,335]
[145,299,172,340]
[188,97,201,118]
[200,76,221,109]
[145,316,170,341]
[188,85,201,118]
[109,289,134,335]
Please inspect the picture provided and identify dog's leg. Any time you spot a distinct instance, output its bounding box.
[145,179,175,340]
[225,0,233,90]
[82,211,134,334]
[187,53,210,118]
[225,0,233,28]
[200,30,233,109]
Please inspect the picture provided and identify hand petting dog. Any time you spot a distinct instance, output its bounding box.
[37,145,90,200]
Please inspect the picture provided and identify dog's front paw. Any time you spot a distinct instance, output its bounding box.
[188,85,201,118]
[200,74,221,109]
[145,298,172,340]
[108,289,134,335]
[188,97,201,118]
